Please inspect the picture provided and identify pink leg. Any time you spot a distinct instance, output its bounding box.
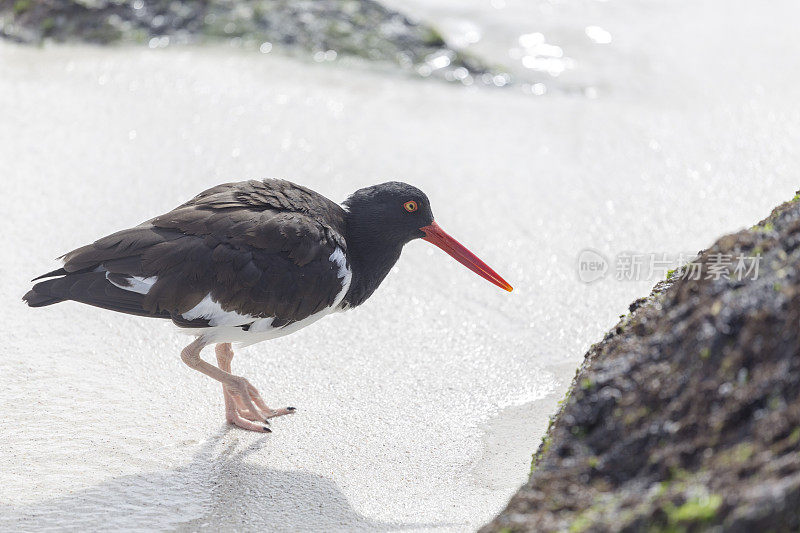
[180,338,271,432]
[215,343,297,422]
[214,343,259,424]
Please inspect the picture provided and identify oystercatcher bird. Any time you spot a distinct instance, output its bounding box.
[23,179,512,432]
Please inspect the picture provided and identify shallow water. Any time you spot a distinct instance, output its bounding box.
[385,0,644,91]
[1,0,799,530]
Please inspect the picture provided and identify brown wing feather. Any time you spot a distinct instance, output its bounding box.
[24,179,349,327]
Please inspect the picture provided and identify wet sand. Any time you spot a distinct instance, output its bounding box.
[1,0,799,529]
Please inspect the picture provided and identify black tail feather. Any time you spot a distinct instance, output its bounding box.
[22,286,63,307]
[23,272,170,319]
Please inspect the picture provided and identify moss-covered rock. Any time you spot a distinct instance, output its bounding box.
[0,0,492,82]
[483,192,800,532]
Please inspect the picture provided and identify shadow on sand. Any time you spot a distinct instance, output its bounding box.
[1,427,452,532]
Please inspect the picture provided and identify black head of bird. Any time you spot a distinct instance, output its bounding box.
[343,181,512,297]
[343,181,435,245]
[24,178,512,432]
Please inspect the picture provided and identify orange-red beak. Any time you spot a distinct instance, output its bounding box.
[420,221,513,292]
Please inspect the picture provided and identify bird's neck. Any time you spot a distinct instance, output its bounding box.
[341,218,403,309]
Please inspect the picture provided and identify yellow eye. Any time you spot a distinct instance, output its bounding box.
[403,200,418,212]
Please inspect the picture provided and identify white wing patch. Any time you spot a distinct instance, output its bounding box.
[182,294,255,327]
[106,273,158,295]
[329,247,352,308]
[248,317,276,332]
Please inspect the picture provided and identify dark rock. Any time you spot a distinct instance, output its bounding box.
[0,0,492,82]
[482,192,800,532]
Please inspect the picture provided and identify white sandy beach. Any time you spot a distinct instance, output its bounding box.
[1,0,798,530]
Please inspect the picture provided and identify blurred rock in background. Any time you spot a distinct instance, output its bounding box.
[0,0,493,82]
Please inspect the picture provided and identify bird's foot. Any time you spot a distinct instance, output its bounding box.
[222,376,296,432]
[227,395,297,420]
[225,407,272,433]
[263,406,297,418]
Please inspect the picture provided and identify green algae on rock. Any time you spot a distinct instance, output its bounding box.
[483,192,800,532]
